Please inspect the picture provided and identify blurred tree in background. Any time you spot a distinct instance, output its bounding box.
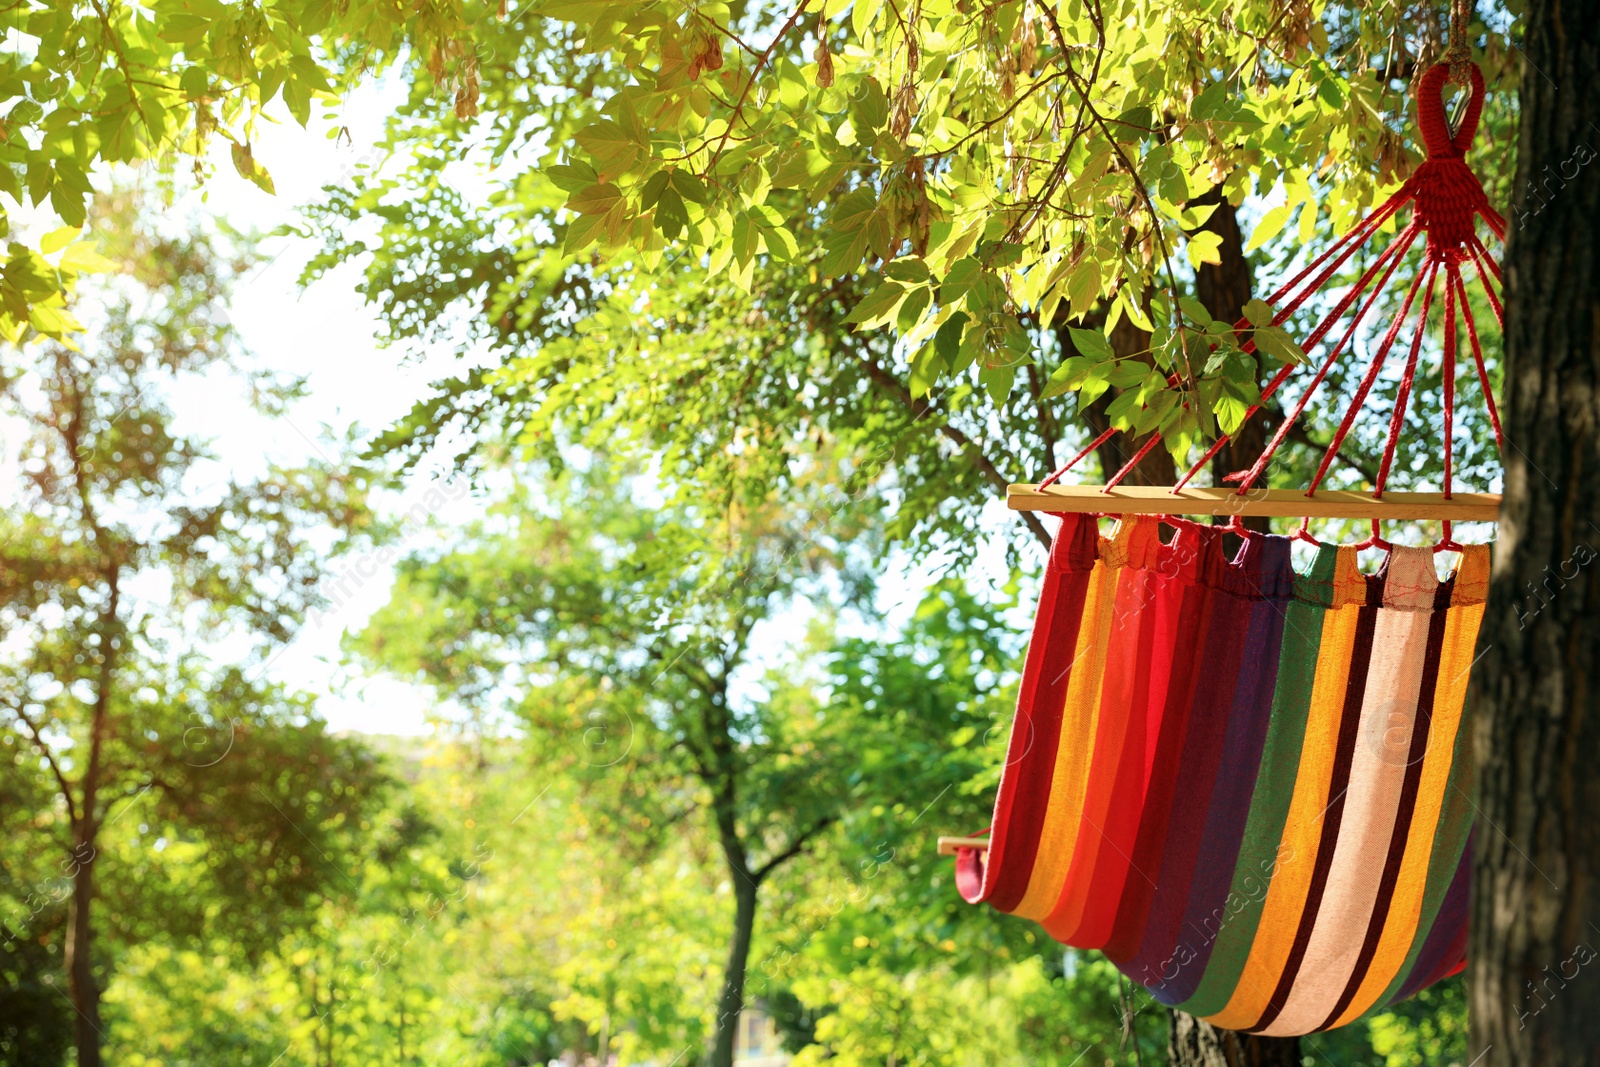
[0,196,391,1067]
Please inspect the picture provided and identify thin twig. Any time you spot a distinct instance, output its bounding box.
[7,701,80,826]
[707,1,812,171]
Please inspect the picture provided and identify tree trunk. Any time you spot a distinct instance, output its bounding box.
[1167,1012,1300,1067]
[1470,1,1600,1064]
[1191,190,1269,505]
[67,569,115,1067]
[709,876,759,1067]
[64,830,101,1067]
[1069,304,1181,487]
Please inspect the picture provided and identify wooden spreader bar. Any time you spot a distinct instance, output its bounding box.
[1006,484,1501,523]
[937,836,991,856]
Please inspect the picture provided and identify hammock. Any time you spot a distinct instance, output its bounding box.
[955,516,1484,1035]
[946,59,1502,1036]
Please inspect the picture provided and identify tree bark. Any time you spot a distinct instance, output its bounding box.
[709,875,759,1067]
[1191,189,1269,517]
[66,566,116,1067]
[1071,307,1181,486]
[1167,1012,1301,1067]
[64,832,101,1067]
[1470,2,1600,1065]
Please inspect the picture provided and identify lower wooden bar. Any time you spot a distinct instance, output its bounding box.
[937,836,991,856]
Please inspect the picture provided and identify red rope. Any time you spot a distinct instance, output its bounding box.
[1466,234,1505,327]
[1261,193,1407,312]
[1441,256,1459,544]
[1037,426,1117,489]
[1030,61,1504,524]
[1375,257,1443,496]
[1104,432,1164,489]
[1467,233,1504,285]
[1230,223,1422,492]
[1307,248,1435,494]
[1454,265,1505,452]
[1173,363,1297,490]
[1442,259,1458,498]
[1171,212,1418,493]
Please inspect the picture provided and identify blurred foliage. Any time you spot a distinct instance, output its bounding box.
[0,192,393,1064]
[5,704,1469,1067]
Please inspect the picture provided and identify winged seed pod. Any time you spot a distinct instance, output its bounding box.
[1016,14,1037,74]
[890,80,916,141]
[815,39,835,88]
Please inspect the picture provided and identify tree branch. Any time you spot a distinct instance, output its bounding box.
[707,1,811,170]
[88,0,147,124]
[851,352,1054,550]
[1259,404,1384,487]
[752,815,834,884]
[7,701,80,826]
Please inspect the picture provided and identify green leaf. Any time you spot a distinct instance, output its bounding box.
[884,257,930,283]
[848,76,889,133]
[846,278,907,327]
[1110,105,1154,140]
[58,241,117,274]
[1068,326,1114,362]
[939,258,983,304]
[567,182,624,214]
[1079,375,1111,407]
[1244,203,1291,253]
[1163,408,1200,466]
[179,65,210,99]
[39,225,80,254]
[1039,376,1074,400]
[1042,355,1095,398]
[1067,259,1100,320]
[575,120,641,175]
[28,302,82,337]
[563,212,609,254]
[283,74,312,126]
[655,188,689,238]
[851,0,884,40]
[671,170,711,204]
[1105,362,1149,389]
[829,185,879,230]
[1186,230,1223,267]
[1241,298,1275,328]
[1120,292,1155,332]
[933,312,966,364]
[909,340,943,397]
[547,161,601,192]
[1215,394,1250,435]
[230,142,276,195]
[1252,324,1307,365]
[1104,389,1143,429]
[1191,81,1264,128]
[979,362,1016,403]
[896,286,930,333]
[1178,295,1214,329]
[637,170,671,209]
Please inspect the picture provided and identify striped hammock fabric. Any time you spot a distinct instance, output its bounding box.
[955,514,1486,1036]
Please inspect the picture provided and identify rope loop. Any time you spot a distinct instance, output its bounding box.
[1416,62,1485,160]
